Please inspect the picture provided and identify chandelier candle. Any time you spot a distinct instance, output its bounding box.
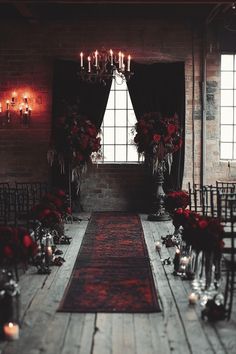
[110,49,113,65]
[88,56,91,72]
[80,52,83,67]
[79,49,133,85]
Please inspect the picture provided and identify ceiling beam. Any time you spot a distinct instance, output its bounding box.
[0,0,234,4]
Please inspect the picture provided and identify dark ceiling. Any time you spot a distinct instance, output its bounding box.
[0,1,234,24]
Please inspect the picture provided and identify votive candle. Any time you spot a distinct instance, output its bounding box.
[155,241,161,251]
[3,322,19,341]
[188,292,198,305]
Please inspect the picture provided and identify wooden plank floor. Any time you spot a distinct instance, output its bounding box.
[0,213,236,354]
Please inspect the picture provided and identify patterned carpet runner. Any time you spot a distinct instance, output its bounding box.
[58,212,161,312]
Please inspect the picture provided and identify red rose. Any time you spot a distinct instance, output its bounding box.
[75,152,84,162]
[4,245,14,258]
[71,126,79,135]
[53,198,63,208]
[198,219,208,229]
[56,189,66,197]
[153,134,161,142]
[87,126,97,137]
[167,124,177,135]
[67,207,72,214]
[80,134,90,150]
[23,234,33,248]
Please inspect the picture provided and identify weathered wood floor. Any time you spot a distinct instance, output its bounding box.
[0,213,236,354]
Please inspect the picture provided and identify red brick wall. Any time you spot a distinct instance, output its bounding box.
[0,13,231,195]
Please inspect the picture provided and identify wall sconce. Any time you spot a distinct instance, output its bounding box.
[0,91,32,128]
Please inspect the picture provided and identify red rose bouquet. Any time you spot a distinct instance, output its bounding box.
[182,214,224,252]
[31,189,70,227]
[0,226,38,267]
[133,112,182,173]
[47,105,102,174]
[165,190,189,213]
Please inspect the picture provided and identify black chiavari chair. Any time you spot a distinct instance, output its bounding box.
[217,193,236,320]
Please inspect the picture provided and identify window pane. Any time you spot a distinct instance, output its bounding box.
[100,70,138,163]
[103,145,114,161]
[116,91,126,107]
[103,110,114,126]
[116,110,126,126]
[234,144,236,159]
[128,145,139,161]
[114,74,126,88]
[106,91,114,109]
[128,127,135,143]
[103,127,114,144]
[115,145,126,161]
[221,125,233,142]
[221,90,234,106]
[128,110,137,126]
[221,107,234,124]
[221,72,234,89]
[221,55,234,70]
[127,94,134,109]
[116,127,126,144]
[221,143,233,159]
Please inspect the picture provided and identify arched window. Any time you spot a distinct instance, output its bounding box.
[100,74,140,163]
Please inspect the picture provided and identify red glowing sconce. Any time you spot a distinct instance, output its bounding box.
[0,90,33,128]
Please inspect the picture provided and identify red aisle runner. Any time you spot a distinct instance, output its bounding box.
[58,212,161,313]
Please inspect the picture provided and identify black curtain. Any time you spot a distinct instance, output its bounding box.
[51,59,111,191]
[52,59,112,129]
[127,62,185,190]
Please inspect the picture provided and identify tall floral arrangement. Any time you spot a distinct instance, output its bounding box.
[47,103,102,175]
[133,112,182,174]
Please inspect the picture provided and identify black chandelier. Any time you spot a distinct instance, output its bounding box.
[78,49,133,85]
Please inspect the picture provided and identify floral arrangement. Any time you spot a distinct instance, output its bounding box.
[133,112,182,173]
[181,213,224,252]
[172,208,197,229]
[165,190,189,213]
[47,104,102,174]
[32,189,70,228]
[0,226,38,266]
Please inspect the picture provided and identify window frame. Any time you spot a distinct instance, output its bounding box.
[220,53,236,160]
[100,74,141,164]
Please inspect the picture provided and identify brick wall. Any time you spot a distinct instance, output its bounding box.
[80,164,151,212]
[0,9,233,209]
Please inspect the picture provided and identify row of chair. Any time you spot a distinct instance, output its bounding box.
[0,182,48,227]
[188,181,236,320]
